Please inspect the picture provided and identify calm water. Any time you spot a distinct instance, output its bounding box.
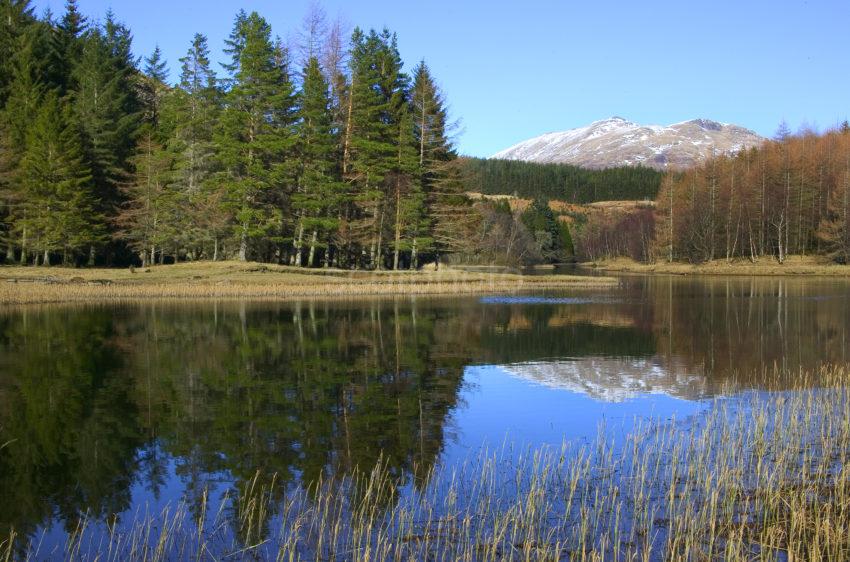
[1,274,849,552]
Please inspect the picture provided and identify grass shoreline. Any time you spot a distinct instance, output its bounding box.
[584,255,850,276]
[0,261,617,305]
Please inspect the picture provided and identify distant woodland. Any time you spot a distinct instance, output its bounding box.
[462,158,662,203]
[578,125,850,265]
[1,1,847,269]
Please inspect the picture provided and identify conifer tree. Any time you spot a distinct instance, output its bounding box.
[410,61,474,266]
[0,0,36,103]
[140,46,169,130]
[70,23,139,263]
[292,56,341,267]
[172,33,223,258]
[216,11,296,261]
[54,0,87,92]
[18,92,103,265]
[118,127,173,266]
[345,28,406,268]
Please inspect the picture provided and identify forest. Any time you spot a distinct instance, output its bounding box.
[2,1,847,270]
[577,124,850,264]
[462,157,662,203]
[0,1,479,269]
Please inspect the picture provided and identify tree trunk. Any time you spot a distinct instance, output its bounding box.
[307,230,317,268]
[239,223,248,262]
[393,180,402,270]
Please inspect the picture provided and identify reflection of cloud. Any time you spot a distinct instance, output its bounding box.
[499,358,707,403]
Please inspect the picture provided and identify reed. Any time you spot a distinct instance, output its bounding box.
[3,364,850,561]
[0,261,616,305]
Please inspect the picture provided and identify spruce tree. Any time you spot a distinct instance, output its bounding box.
[69,23,139,263]
[18,92,103,265]
[55,0,87,92]
[172,33,224,258]
[345,28,406,268]
[140,46,170,130]
[292,56,341,267]
[410,61,473,266]
[216,11,296,261]
[118,127,174,265]
[0,0,36,103]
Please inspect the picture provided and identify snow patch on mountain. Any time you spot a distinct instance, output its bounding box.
[492,117,765,170]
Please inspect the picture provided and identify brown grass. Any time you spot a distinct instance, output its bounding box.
[586,255,850,276]
[0,261,617,305]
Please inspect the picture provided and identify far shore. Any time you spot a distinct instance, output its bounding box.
[584,255,850,276]
[0,261,617,305]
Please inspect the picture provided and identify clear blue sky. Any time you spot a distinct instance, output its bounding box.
[34,0,850,157]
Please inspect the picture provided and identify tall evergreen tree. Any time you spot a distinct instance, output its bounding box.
[0,0,36,103]
[344,28,407,268]
[216,11,296,261]
[17,92,103,265]
[69,23,139,263]
[292,56,341,267]
[118,127,173,266]
[171,33,224,258]
[140,46,170,130]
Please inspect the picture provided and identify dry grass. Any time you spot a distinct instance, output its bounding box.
[587,255,850,276]
[0,261,617,305]
[3,364,850,561]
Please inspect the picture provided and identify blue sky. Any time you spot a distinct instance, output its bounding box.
[34,0,850,157]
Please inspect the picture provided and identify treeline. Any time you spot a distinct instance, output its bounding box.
[575,123,850,264]
[462,157,663,203]
[657,124,850,263]
[0,1,475,268]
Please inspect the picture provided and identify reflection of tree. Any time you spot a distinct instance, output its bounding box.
[643,276,850,390]
[0,309,141,537]
[2,283,848,543]
[0,300,475,541]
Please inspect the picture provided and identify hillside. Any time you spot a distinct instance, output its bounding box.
[492,116,765,170]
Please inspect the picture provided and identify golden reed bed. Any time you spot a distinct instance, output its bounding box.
[0,261,617,305]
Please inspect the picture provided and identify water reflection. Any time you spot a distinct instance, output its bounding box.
[0,275,848,544]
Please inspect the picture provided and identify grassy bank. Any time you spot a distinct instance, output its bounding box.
[0,261,616,305]
[3,364,849,561]
[585,255,850,276]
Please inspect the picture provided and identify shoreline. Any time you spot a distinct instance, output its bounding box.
[0,261,617,305]
[583,256,850,277]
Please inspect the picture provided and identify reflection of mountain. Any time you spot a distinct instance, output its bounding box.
[499,358,705,402]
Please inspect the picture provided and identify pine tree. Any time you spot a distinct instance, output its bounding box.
[18,92,103,265]
[345,28,406,268]
[54,0,87,92]
[140,46,169,130]
[389,96,421,269]
[410,61,473,266]
[118,127,173,265]
[292,56,341,267]
[0,0,36,103]
[216,11,297,261]
[69,23,139,263]
[172,33,224,258]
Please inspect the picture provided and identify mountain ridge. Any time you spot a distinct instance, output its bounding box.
[492,117,765,170]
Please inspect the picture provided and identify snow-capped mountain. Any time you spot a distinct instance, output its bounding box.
[492,117,765,170]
